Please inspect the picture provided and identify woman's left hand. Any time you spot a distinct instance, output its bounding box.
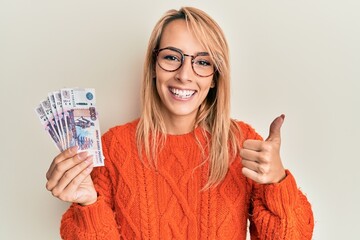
[240,115,287,184]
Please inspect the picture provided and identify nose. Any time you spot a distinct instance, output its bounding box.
[175,55,193,82]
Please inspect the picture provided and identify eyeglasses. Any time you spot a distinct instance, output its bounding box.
[155,47,216,77]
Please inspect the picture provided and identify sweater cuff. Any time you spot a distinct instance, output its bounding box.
[69,196,115,232]
[262,170,299,217]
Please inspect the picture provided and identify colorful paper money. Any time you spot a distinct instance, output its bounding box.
[35,88,104,167]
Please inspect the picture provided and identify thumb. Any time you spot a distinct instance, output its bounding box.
[265,114,285,142]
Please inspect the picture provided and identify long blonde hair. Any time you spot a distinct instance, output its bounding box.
[136,7,241,189]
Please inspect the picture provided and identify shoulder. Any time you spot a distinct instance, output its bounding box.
[101,118,139,150]
[231,119,263,141]
[103,119,139,141]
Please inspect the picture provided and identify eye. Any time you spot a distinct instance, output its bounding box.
[194,59,212,67]
[163,55,180,62]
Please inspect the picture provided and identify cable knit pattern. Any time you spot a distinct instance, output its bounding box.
[60,119,314,239]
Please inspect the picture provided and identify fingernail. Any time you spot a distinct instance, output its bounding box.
[69,145,78,153]
[84,155,94,164]
[78,151,88,160]
[86,163,94,173]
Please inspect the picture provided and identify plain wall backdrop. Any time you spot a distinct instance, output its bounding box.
[1,0,359,239]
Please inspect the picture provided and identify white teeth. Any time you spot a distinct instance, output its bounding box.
[170,88,195,99]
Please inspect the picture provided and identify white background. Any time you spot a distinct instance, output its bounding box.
[1,0,359,239]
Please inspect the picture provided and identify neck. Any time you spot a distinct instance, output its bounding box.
[162,115,196,135]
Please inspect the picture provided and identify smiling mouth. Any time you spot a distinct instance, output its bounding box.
[169,87,196,99]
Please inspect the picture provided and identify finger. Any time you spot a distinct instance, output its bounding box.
[56,164,94,203]
[46,151,89,191]
[46,146,78,180]
[241,159,259,172]
[240,148,260,162]
[242,139,263,151]
[50,155,93,198]
[242,167,260,182]
[242,167,268,184]
[265,114,285,142]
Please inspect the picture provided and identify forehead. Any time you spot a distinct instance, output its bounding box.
[159,19,205,54]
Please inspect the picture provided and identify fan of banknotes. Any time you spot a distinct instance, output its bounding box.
[35,88,104,167]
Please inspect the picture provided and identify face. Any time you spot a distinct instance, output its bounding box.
[155,20,215,133]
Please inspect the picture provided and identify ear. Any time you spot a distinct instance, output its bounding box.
[210,80,215,88]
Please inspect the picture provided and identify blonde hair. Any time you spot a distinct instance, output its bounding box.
[136,7,241,189]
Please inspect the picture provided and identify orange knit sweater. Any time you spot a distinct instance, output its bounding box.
[60,120,314,239]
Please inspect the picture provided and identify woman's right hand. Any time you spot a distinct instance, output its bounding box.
[46,146,97,206]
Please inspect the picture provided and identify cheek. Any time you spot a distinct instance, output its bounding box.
[154,72,168,99]
[154,67,163,89]
[200,77,215,90]
[200,78,216,101]
[155,65,168,83]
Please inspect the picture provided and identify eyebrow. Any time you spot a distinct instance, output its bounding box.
[166,46,210,56]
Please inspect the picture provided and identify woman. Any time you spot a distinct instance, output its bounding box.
[46,7,314,239]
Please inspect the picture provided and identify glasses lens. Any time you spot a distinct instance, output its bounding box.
[193,54,214,77]
[157,49,182,72]
[157,48,215,77]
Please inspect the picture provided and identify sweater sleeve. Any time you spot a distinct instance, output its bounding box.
[249,171,314,239]
[60,131,121,239]
[238,121,314,239]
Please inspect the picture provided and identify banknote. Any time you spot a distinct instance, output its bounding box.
[40,98,62,149]
[61,88,77,148]
[35,104,63,151]
[35,88,104,167]
[67,88,104,166]
[48,93,65,149]
[53,91,69,149]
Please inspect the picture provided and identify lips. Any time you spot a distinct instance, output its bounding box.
[169,87,196,99]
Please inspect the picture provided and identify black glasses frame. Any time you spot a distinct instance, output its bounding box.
[154,47,216,78]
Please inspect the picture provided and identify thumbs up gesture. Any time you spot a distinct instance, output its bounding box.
[240,115,287,184]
